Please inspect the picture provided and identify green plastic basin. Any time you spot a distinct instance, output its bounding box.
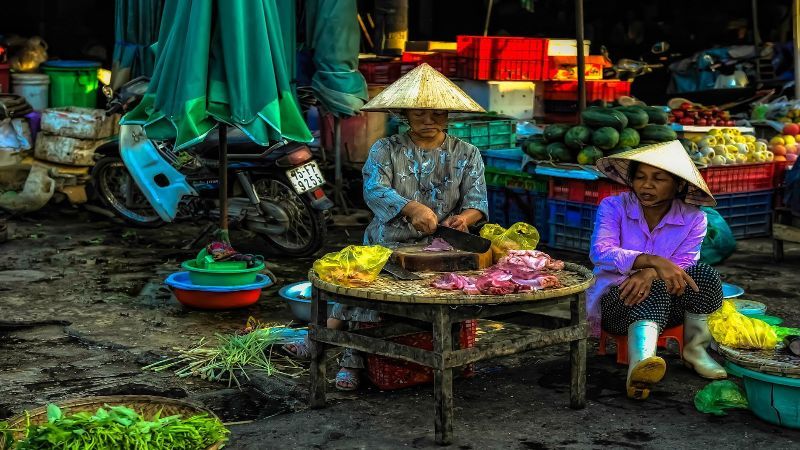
[181,260,264,287]
[728,362,800,429]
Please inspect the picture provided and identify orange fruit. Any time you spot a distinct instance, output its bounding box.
[772,144,787,156]
[774,155,787,162]
[770,136,785,146]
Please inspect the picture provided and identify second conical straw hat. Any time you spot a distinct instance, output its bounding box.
[361,63,485,113]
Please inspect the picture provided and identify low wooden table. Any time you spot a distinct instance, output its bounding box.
[307,263,593,445]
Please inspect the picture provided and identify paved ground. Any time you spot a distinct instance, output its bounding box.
[1,206,800,449]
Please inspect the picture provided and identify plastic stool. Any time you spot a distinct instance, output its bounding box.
[597,325,684,365]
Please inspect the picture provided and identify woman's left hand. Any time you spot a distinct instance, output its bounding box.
[441,215,468,232]
[619,268,658,306]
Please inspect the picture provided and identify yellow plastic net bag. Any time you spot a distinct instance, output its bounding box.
[480,222,540,262]
[708,300,778,349]
[312,245,393,287]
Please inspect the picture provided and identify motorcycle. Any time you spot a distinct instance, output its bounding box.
[91,77,333,257]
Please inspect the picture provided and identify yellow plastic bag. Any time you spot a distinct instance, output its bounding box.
[480,222,540,262]
[312,245,393,287]
[708,300,778,349]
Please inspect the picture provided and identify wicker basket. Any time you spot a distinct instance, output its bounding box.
[0,395,226,449]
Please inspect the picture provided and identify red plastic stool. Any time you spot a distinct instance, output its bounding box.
[597,325,684,365]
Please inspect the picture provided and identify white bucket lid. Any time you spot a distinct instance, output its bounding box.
[11,73,50,84]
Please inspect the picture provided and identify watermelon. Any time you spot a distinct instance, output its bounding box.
[614,107,649,129]
[546,142,573,163]
[543,124,572,143]
[564,125,593,149]
[643,106,669,125]
[639,124,677,143]
[525,140,549,160]
[591,127,620,150]
[577,146,604,165]
[618,128,640,148]
[581,107,628,131]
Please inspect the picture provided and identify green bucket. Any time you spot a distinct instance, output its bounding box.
[40,60,100,108]
[181,259,265,287]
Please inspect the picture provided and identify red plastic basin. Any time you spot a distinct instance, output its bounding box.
[171,287,262,309]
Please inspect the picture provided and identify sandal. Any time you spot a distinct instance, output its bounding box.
[281,340,312,359]
[335,368,360,391]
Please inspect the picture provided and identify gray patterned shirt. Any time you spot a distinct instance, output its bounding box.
[362,132,489,247]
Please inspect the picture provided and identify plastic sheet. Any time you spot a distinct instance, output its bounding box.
[694,380,749,416]
[313,245,392,287]
[708,300,778,349]
[699,207,736,266]
[480,222,540,261]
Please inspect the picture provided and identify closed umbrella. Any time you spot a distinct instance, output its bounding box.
[111,0,164,89]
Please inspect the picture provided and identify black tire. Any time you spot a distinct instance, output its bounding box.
[252,174,326,257]
[91,156,165,228]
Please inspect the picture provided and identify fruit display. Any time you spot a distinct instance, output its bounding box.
[681,128,774,166]
[668,101,735,127]
[524,106,677,166]
[767,123,800,163]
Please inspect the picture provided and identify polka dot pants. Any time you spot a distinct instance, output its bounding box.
[601,263,723,335]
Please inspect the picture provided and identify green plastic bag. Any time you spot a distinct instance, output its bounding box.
[694,380,749,416]
[699,207,736,266]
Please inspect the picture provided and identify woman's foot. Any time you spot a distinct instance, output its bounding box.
[281,341,311,359]
[335,368,360,391]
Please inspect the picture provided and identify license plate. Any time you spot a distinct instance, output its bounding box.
[287,161,325,194]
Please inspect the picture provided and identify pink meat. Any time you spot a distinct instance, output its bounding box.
[431,273,477,291]
[423,238,454,252]
[511,274,561,290]
[498,250,565,271]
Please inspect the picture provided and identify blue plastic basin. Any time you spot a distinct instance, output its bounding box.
[278,281,335,323]
[728,362,800,429]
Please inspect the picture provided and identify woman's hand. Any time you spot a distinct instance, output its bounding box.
[402,201,438,234]
[441,215,468,232]
[619,268,658,306]
[650,256,699,297]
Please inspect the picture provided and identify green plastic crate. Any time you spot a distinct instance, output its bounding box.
[398,117,516,150]
[484,167,548,194]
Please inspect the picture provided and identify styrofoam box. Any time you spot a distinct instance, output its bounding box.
[455,80,538,120]
[547,39,591,56]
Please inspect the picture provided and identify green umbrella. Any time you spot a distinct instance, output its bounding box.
[111,0,164,89]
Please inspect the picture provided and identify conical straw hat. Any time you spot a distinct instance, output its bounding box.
[361,63,485,113]
[595,140,716,206]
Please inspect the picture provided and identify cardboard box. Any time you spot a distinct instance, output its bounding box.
[320,84,390,164]
[547,39,591,56]
[455,80,537,120]
[548,55,606,80]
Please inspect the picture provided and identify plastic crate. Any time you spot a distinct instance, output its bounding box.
[457,35,549,60]
[699,163,776,195]
[366,320,477,391]
[548,178,629,205]
[358,60,417,84]
[481,148,526,171]
[398,118,516,150]
[713,190,773,239]
[487,186,549,242]
[547,199,598,253]
[484,167,548,193]
[457,57,550,81]
[400,52,459,77]
[543,80,632,102]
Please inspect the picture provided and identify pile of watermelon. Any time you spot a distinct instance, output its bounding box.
[524,106,677,165]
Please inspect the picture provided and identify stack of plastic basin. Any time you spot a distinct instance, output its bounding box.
[165,255,271,309]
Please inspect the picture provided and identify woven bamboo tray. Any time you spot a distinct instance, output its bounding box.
[0,395,225,449]
[309,262,593,305]
[718,344,800,378]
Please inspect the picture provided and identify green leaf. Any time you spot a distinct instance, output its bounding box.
[46,404,62,423]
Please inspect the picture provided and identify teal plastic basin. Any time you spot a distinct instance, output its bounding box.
[181,259,264,287]
[728,362,800,429]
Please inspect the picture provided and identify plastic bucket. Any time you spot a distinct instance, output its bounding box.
[40,60,100,108]
[11,73,50,111]
[180,259,265,287]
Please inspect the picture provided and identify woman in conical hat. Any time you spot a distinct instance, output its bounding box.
[588,141,727,400]
[284,64,489,390]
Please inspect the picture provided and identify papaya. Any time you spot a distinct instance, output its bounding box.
[581,107,628,131]
[591,127,620,150]
[543,124,572,143]
[525,140,549,160]
[639,124,677,143]
[643,106,669,125]
[546,142,573,163]
[618,128,640,148]
[576,146,604,165]
[614,106,649,129]
[564,125,593,149]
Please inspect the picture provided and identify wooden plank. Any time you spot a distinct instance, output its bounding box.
[482,310,571,330]
[308,286,327,409]
[313,326,436,367]
[444,297,571,322]
[773,224,800,244]
[432,307,454,445]
[570,293,587,409]
[442,324,588,368]
[318,292,436,321]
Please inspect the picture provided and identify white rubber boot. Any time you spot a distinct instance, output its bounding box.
[683,312,727,379]
[626,320,666,400]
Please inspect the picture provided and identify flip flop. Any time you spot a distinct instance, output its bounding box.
[335,368,360,391]
[281,341,312,359]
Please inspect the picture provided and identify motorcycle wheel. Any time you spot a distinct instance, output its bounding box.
[252,175,326,257]
[91,156,165,228]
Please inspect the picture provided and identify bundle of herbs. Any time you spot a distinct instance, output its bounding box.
[143,319,306,387]
[0,403,228,450]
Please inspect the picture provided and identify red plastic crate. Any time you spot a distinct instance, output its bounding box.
[400,52,459,77]
[0,63,9,93]
[457,35,549,61]
[543,80,632,102]
[366,320,477,391]
[548,178,629,205]
[457,58,550,81]
[699,163,776,195]
[358,61,418,84]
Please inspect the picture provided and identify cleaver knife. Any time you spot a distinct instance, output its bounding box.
[433,225,492,254]
[381,262,422,281]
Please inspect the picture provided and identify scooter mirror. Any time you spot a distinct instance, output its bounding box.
[102,85,114,100]
[652,41,670,54]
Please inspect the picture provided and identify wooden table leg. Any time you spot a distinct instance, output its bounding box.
[309,287,327,409]
[570,293,587,409]
[432,306,454,445]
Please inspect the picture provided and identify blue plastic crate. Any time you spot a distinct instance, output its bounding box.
[547,199,598,253]
[487,185,549,243]
[481,148,525,172]
[714,190,773,239]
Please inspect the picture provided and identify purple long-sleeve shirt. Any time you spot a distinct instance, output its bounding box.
[586,192,707,336]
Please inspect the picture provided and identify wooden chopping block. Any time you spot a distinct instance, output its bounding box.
[391,245,493,272]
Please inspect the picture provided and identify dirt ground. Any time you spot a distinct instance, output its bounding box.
[1,206,800,449]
